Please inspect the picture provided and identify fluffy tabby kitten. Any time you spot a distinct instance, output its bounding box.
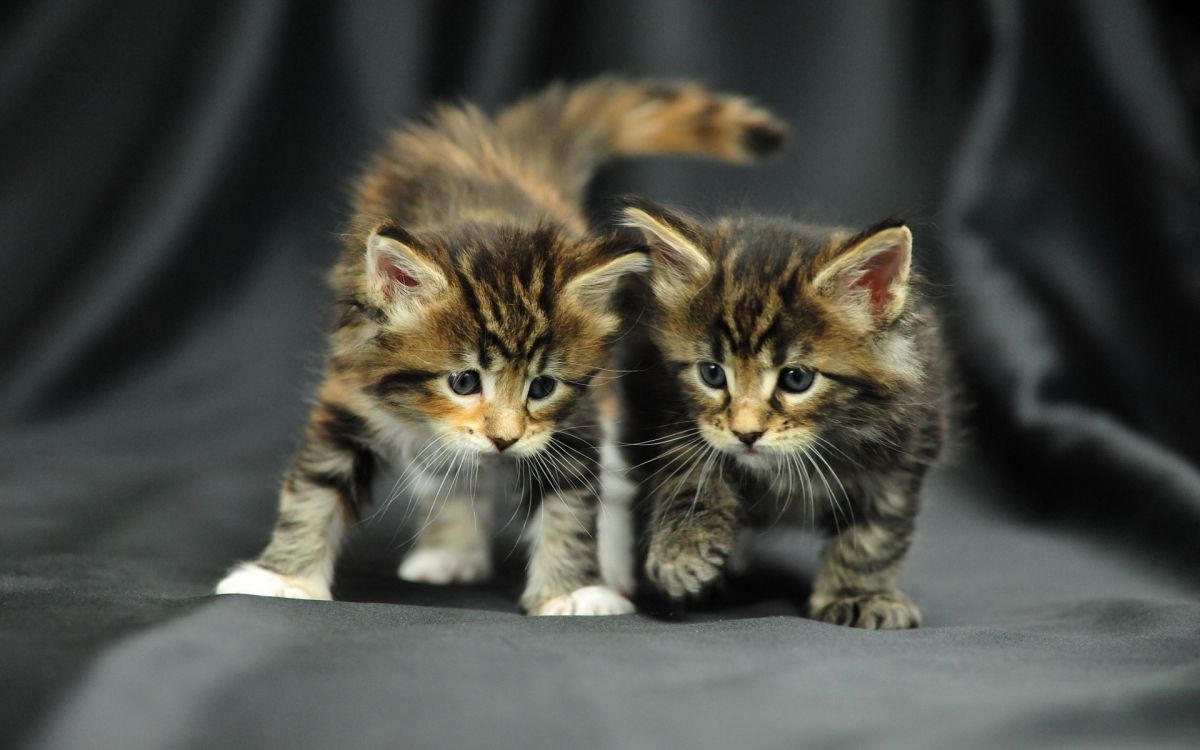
[615,199,948,628]
[214,78,786,615]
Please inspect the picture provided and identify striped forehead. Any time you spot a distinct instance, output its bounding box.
[455,244,557,370]
[706,240,816,365]
[710,296,787,365]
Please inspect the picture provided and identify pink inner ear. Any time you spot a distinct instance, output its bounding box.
[387,266,419,288]
[377,256,420,288]
[850,247,904,317]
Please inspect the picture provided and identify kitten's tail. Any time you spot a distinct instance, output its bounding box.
[496,77,788,198]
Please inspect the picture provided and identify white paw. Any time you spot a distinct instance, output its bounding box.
[213,563,331,600]
[397,546,492,585]
[532,585,636,616]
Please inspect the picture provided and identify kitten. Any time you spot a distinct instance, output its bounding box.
[214,78,787,615]
[614,199,949,628]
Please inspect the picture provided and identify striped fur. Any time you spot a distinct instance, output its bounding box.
[616,201,950,628]
[215,77,787,614]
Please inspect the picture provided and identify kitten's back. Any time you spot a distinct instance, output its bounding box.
[350,78,788,240]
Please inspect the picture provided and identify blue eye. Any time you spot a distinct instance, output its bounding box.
[698,362,726,388]
[778,367,815,393]
[529,376,557,400]
[449,370,481,395]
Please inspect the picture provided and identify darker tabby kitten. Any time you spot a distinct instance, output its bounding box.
[615,199,948,628]
[215,78,786,615]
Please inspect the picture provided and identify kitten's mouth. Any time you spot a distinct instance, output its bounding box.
[733,445,771,464]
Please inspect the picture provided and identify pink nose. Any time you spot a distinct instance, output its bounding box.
[490,436,517,452]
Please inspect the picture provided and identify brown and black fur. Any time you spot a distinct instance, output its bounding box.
[216,78,787,612]
[616,200,950,628]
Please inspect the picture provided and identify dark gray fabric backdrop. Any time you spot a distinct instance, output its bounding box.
[3,2,1199,748]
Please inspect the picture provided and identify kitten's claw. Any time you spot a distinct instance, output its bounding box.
[645,532,733,601]
[530,585,636,616]
[214,563,331,600]
[398,546,492,585]
[811,590,922,630]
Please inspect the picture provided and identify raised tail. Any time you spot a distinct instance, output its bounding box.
[495,76,788,198]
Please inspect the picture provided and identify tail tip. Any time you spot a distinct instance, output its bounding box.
[741,120,789,159]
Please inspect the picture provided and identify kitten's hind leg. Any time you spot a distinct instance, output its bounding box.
[215,397,375,601]
[597,427,637,597]
[398,490,493,585]
[809,486,921,629]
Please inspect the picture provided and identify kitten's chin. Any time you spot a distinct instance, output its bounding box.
[731,449,775,472]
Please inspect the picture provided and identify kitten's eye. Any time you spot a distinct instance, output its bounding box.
[528,376,557,400]
[778,367,815,393]
[449,370,482,395]
[698,362,727,389]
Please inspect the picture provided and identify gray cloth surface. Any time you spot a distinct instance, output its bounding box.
[9,463,1199,750]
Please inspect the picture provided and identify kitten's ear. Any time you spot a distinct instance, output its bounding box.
[563,247,651,312]
[811,221,912,326]
[618,196,711,301]
[365,222,449,316]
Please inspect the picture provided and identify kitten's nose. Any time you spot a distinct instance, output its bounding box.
[733,430,763,447]
[490,436,518,452]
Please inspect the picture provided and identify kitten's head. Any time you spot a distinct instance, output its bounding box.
[620,197,928,470]
[334,220,647,457]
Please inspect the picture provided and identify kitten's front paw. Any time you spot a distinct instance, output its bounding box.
[645,528,733,601]
[214,563,332,600]
[811,590,921,630]
[398,546,492,585]
[529,585,636,616]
